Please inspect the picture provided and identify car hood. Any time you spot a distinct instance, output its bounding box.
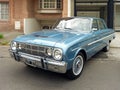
[14,30,86,47]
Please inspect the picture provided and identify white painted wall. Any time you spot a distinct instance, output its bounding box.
[24,18,41,34]
[68,0,74,17]
[68,0,71,17]
[115,5,120,30]
[71,0,75,16]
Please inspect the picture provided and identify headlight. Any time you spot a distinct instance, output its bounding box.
[46,48,52,56]
[53,48,62,60]
[11,41,17,51]
[18,44,22,50]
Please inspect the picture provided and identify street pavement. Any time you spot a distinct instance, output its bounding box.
[0,46,120,90]
[110,32,120,48]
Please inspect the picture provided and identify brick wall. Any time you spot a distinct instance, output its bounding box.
[12,0,29,31]
[2,0,35,31]
[0,0,11,31]
[0,0,9,1]
[12,0,62,31]
[34,0,62,20]
[0,0,65,32]
[62,0,68,17]
[0,0,28,31]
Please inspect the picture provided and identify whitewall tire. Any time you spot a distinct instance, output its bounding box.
[66,53,84,80]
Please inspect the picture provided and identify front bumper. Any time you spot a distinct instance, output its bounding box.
[9,49,67,73]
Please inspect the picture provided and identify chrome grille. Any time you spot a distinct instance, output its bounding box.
[18,43,46,56]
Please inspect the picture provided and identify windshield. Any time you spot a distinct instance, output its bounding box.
[54,18,91,32]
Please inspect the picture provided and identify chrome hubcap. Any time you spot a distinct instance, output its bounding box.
[73,55,84,76]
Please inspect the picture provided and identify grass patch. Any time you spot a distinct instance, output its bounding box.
[0,40,9,45]
[0,34,4,39]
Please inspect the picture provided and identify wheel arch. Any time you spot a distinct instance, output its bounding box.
[109,40,111,43]
[76,49,87,61]
[66,49,87,80]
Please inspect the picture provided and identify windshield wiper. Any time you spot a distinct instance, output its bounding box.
[54,27,72,30]
[64,28,72,30]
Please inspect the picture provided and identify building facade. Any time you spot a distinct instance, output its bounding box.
[0,0,120,34]
[74,0,120,31]
[0,0,65,33]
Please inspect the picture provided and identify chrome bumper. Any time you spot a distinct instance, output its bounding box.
[9,50,67,73]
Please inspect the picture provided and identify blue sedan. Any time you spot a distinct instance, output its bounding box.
[9,17,115,79]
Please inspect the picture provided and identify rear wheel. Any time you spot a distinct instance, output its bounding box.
[66,53,84,80]
[103,43,110,52]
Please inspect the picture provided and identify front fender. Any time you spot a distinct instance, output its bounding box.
[64,46,86,70]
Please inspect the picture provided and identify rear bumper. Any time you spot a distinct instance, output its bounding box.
[9,49,67,73]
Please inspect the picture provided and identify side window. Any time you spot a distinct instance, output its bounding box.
[92,19,99,31]
[98,20,106,30]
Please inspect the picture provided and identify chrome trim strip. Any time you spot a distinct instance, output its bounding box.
[47,60,66,66]
[19,52,41,61]
[88,33,114,46]
[17,52,67,73]
[71,33,114,51]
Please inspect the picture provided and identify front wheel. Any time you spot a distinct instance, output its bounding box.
[66,53,84,80]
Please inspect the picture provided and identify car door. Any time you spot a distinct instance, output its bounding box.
[86,19,101,58]
[97,19,111,48]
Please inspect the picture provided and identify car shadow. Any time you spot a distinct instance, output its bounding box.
[11,50,109,83]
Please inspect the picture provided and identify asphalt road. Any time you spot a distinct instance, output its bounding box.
[0,46,120,90]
